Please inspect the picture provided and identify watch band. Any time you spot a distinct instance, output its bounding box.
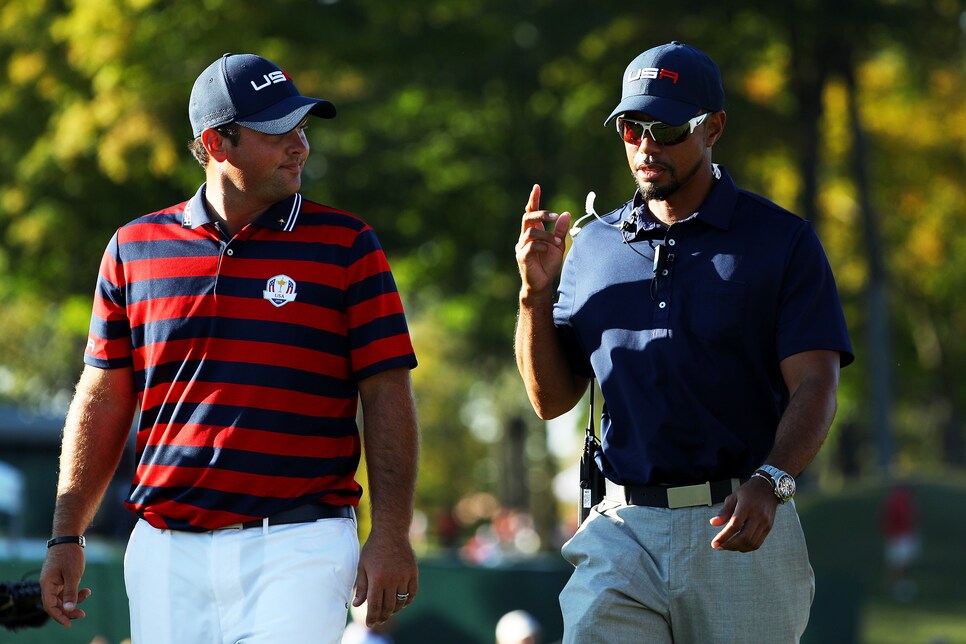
[754,465,796,503]
[757,464,788,482]
[751,470,775,490]
[46,535,86,549]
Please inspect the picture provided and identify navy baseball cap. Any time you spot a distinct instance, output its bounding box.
[604,42,724,126]
[189,53,336,137]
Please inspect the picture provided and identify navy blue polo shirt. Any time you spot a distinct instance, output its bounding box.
[553,166,853,486]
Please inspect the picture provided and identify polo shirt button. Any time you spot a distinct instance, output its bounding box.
[667,239,676,246]
[661,269,669,276]
[658,301,667,309]
[226,249,234,256]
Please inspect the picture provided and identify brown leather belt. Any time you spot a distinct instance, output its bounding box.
[606,478,742,509]
[216,502,353,530]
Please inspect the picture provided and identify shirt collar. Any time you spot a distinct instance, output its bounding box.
[694,164,737,231]
[182,184,304,232]
[628,164,738,236]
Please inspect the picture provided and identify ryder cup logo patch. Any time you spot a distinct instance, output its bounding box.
[263,274,298,307]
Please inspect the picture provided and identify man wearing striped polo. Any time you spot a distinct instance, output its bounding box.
[40,53,420,643]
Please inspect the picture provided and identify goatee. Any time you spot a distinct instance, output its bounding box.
[634,155,704,202]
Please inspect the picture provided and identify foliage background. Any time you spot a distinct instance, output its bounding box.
[0,0,963,558]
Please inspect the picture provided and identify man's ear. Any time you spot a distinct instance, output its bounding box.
[705,111,726,147]
[201,128,230,163]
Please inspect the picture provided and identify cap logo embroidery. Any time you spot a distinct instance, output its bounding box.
[263,274,298,307]
[626,67,679,84]
[251,70,290,92]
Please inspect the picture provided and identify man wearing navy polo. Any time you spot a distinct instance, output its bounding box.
[515,42,853,642]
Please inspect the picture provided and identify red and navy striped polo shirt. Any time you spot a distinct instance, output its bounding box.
[85,185,417,531]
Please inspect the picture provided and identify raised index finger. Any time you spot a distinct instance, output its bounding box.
[520,184,549,236]
[525,183,541,213]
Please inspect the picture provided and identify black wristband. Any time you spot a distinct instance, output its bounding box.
[46,535,86,549]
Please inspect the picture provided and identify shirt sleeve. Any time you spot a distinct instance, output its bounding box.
[553,244,595,378]
[776,223,854,367]
[344,226,417,381]
[85,231,134,369]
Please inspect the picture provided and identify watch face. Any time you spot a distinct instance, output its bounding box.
[776,475,796,500]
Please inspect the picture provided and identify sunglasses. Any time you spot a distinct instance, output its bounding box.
[616,112,710,146]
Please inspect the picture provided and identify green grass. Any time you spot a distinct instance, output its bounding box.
[862,601,966,644]
[797,476,966,644]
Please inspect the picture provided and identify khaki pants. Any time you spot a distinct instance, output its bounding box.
[560,500,814,643]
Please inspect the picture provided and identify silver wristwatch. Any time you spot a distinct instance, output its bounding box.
[753,465,796,503]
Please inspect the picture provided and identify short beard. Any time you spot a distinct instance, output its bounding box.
[634,154,704,202]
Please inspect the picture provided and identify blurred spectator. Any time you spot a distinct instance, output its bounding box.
[436,506,461,550]
[460,508,540,566]
[880,482,921,601]
[495,609,542,644]
[0,460,24,546]
[0,460,24,519]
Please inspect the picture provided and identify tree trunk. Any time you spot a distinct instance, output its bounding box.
[844,66,895,477]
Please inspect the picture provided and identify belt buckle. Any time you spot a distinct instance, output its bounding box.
[215,523,244,530]
[666,482,712,509]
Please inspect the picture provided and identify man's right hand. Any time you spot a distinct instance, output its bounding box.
[40,545,91,628]
[515,184,572,298]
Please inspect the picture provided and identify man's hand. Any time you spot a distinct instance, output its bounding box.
[353,529,418,627]
[709,477,779,552]
[39,545,92,628]
[515,184,572,299]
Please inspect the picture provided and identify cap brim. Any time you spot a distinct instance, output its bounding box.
[604,95,701,127]
[236,96,336,135]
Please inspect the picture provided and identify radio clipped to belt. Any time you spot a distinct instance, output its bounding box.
[578,380,606,526]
